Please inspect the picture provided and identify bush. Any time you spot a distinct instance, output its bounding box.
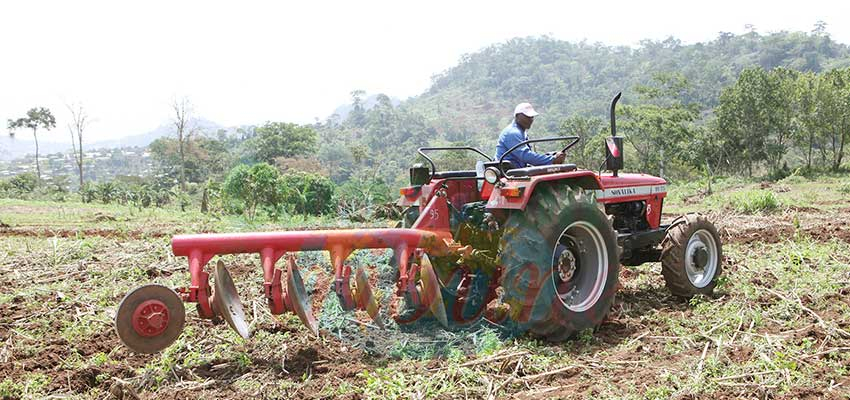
[336,172,393,218]
[8,172,39,193]
[80,183,97,203]
[95,181,120,204]
[279,171,335,216]
[223,163,283,220]
[778,174,809,185]
[726,189,781,213]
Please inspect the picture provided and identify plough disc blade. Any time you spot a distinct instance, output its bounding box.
[213,261,250,339]
[420,254,449,328]
[355,268,384,329]
[115,284,185,354]
[287,257,319,336]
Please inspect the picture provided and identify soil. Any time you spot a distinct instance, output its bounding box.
[3,199,850,399]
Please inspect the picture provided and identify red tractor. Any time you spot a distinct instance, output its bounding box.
[115,93,723,353]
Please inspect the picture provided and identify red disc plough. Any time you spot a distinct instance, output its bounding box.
[116,192,465,353]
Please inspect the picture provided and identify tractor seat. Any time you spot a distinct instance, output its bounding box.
[432,170,478,179]
[482,160,513,170]
[505,163,577,177]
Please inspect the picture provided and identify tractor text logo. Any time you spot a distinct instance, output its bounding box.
[609,188,636,196]
[429,208,439,220]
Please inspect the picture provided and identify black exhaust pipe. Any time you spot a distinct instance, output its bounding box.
[610,92,621,137]
[606,92,624,177]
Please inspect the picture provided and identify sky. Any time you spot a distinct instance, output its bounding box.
[1,0,849,144]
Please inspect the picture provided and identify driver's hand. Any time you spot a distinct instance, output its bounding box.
[552,151,566,164]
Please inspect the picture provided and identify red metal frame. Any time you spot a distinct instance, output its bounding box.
[484,170,603,210]
[172,193,458,322]
[397,171,668,228]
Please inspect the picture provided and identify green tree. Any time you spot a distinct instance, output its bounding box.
[223,163,282,221]
[8,172,39,193]
[793,72,820,169]
[249,122,318,163]
[149,136,233,184]
[558,115,605,169]
[621,73,699,178]
[335,170,392,218]
[715,68,791,176]
[7,107,56,180]
[347,90,367,128]
[817,69,850,170]
[279,172,335,216]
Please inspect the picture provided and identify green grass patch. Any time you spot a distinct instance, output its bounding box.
[723,189,781,213]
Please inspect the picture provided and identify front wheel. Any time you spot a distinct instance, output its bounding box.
[660,214,723,298]
[498,184,620,341]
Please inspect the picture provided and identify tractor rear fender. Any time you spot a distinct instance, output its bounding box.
[484,170,602,210]
[407,178,480,212]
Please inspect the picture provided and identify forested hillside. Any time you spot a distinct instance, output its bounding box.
[413,30,850,139]
[311,29,850,187]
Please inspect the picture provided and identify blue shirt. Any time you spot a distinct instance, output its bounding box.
[495,121,555,168]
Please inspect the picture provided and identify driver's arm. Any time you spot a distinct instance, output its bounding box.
[502,131,555,166]
[552,151,566,164]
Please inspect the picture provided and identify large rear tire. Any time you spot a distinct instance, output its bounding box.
[498,184,619,341]
[660,214,722,298]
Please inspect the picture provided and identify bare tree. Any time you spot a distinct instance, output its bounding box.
[67,103,90,187]
[172,98,195,190]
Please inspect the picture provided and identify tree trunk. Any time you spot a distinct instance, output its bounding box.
[78,133,84,187]
[201,186,209,213]
[832,130,839,170]
[659,147,665,178]
[178,134,186,190]
[807,131,814,169]
[70,128,84,187]
[835,117,847,171]
[32,127,41,180]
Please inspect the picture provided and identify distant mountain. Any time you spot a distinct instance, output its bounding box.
[0,135,72,161]
[0,118,223,160]
[87,118,223,149]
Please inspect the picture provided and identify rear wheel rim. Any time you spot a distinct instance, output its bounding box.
[551,221,608,312]
[685,229,719,288]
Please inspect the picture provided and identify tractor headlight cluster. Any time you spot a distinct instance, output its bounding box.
[484,167,500,184]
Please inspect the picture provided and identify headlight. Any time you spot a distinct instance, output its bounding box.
[484,167,500,184]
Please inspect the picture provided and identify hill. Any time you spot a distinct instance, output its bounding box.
[401,31,850,145]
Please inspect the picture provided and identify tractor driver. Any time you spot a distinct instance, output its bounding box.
[495,102,566,169]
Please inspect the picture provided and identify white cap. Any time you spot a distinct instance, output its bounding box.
[514,102,538,117]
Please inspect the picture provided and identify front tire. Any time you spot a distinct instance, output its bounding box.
[660,214,722,298]
[498,184,620,341]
